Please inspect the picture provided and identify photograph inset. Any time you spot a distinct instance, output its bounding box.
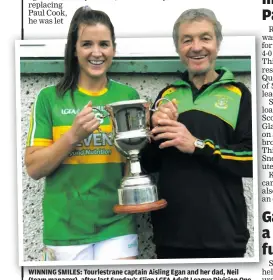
[17,6,257,265]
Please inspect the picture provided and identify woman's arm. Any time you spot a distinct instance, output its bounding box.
[25,101,100,180]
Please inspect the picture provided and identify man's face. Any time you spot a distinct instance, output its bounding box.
[176,19,219,75]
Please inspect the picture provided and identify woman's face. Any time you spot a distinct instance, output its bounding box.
[75,23,115,81]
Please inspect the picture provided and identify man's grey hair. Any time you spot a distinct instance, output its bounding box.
[172,8,223,50]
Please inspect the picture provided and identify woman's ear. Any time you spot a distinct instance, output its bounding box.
[113,43,117,56]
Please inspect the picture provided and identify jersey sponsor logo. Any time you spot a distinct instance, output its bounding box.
[64,146,122,164]
[71,132,114,158]
[69,148,112,156]
[76,132,113,147]
[53,125,122,164]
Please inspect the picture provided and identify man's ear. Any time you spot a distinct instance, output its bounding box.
[175,42,179,54]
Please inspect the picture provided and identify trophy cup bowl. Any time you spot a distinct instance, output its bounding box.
[105,99,167,214]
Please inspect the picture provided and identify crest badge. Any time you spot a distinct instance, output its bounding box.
[215,96,229,109]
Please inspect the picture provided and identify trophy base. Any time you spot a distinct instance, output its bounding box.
[113,199,167,214]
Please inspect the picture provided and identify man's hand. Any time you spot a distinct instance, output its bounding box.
[67,101,100,145]
[151,119,196,154]
[151,98,178,127]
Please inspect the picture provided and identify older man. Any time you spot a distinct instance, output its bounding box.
[140,8,253,259]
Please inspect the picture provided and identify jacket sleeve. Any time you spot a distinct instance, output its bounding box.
[139,87,170,174]
[139,140,162,174]
[193,83,253,178]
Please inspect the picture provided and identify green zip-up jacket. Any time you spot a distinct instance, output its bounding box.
[141,68,252,251]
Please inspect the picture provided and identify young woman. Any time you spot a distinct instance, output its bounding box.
[25,6,139,261]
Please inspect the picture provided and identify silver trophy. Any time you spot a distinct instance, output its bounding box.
[105,99,167,214]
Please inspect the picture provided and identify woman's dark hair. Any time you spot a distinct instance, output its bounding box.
[56,6,116,100]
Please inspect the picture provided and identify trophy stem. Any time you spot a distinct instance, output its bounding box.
[128,150,141,176]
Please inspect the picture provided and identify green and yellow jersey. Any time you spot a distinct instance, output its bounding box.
[27,79,139,245]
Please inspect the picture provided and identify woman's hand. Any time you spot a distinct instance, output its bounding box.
[67,101,101,145]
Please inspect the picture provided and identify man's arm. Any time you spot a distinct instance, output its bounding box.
[152,84,253,178]
[194,84,253,177]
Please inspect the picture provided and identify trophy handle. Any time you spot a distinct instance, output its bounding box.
[145,98,171,136]
[92,107,110,120]
[104,104,117,132]
[150,97,171,112]
[91,107,110,133]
